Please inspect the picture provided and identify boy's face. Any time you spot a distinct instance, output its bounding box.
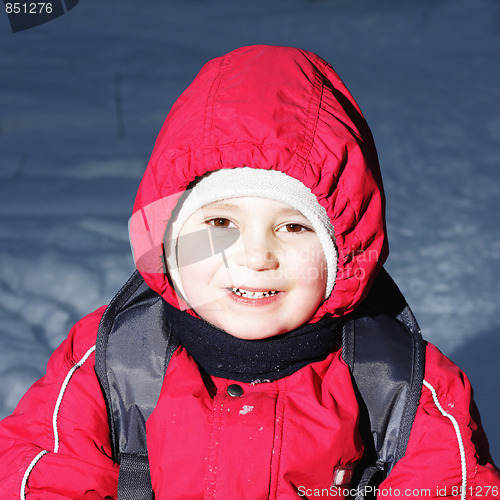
[176,197,328,339]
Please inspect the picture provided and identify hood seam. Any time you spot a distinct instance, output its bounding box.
[294,55,325,173]
[202,52,233,172]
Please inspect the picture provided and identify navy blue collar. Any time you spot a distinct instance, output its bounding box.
[165,301,343,383]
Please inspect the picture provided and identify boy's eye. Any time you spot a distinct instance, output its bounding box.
[278,223,310,233]
[206,217,234,228]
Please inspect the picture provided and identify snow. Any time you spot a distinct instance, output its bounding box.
[240,405,254,416]
[1,0,499,460]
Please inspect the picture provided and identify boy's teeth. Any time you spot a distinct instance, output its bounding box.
[231,288,278,299]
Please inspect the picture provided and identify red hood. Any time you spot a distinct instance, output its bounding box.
[130,45,388,319]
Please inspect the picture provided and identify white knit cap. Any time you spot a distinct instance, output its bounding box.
[165,167,337,301]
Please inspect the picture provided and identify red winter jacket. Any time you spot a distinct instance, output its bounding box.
[0,46,498,499]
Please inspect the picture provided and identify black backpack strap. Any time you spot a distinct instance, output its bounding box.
[95,270,180,499]
[342,268,425,497]
[117,454,153,500]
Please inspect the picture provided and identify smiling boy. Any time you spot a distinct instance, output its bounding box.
[0,45,498,499]
[167,168,334,340]
[177,197,327,339]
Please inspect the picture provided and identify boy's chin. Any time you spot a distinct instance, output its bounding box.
[191,299,314,340]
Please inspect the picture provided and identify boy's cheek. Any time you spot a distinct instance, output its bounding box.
[291,251,328,287]
[177,227,240,267]
[178,259,232,308]
[298,265,327,286]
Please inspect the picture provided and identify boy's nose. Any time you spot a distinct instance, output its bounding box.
[233,233,279,271]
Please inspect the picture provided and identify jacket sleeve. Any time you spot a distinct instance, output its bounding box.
[0,306,119,500]
[378,343,500,499]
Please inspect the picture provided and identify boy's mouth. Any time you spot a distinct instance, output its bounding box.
[229,287,279,299]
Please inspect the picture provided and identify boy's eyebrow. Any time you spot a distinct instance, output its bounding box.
[201,202,308,219]
[201,202,242,212]
[274,207,308,219]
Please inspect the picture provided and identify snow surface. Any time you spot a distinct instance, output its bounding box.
[1,0,499,460]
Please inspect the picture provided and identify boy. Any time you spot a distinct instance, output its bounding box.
[0,45,498,499]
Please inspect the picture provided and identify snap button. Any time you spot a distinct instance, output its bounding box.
[227,384,244,397]
[332,465,354,487]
